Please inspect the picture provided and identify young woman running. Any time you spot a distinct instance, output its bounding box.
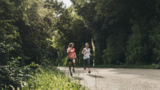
[82,43,92,73]
[67,43,76,76]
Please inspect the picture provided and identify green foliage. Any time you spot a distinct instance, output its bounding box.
[71,0,105,64]
[23,65,84,90]
[125,0,156,64]
[14,0,62,64]
[72,0,131,64]
[103,35,125,64]
[0,60,32,90]
[52,7,92,65]
[71,0,160,65]
[150,23,160,64]
[0,0,68,89]
[0,0,60,64]
[2,0,160,89]
[0,0,20,64]
[125,24,151,64]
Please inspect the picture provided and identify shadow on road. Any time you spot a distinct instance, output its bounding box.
[72,76,84,80]
[87,74,104,78]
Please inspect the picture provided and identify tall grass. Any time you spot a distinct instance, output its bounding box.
[23,65,84,90]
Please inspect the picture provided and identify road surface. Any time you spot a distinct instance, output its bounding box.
[57,67,160,90]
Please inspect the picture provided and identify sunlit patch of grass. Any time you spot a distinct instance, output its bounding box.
[23,65,85,90]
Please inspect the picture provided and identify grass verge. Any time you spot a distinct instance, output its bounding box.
[59,64,160,69]
[91,64,160,69]
[23,65,84,90]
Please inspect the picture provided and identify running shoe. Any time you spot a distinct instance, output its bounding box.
[84,66,86,70]
[73,69,75,73]
[88,71,91,73]
[70,72,72,76]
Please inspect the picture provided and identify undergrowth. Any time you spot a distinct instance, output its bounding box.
[22,65,84,90]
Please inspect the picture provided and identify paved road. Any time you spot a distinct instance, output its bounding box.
[57,67,160,90]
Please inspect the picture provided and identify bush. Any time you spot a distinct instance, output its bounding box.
[0,60,33,90]
[23,65,85,90]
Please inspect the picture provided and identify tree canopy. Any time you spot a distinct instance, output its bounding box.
[1,0,160,88]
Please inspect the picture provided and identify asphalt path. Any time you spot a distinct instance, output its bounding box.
[57,67,160,90]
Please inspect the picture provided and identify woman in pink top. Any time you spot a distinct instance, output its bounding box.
[67,43,76,76]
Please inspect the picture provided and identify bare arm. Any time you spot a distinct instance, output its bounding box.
[82,48,85,54]
[67,48,71,53]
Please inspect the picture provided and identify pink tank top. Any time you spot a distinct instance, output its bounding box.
[67,48,75,59]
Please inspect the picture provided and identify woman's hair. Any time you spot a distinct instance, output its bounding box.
[85,43,89,46]
[68,43,74,48]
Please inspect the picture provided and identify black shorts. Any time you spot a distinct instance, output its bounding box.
[68,59,73,62]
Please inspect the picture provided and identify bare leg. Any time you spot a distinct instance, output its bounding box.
[73,59,75,69]
[69,62,71,73]
[88,58,90,71]
[83,59,86,70]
